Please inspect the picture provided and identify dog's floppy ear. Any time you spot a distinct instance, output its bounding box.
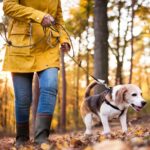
[115,87,128,104]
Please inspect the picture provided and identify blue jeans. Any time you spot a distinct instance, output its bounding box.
[12,68,58,123]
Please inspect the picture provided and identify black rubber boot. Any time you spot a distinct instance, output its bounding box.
[15,122,29,147]
[34,115,52,144]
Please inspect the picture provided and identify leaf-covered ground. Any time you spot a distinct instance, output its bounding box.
[0,116,150,150]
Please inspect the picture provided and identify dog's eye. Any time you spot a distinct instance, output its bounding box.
[132,93,137,96]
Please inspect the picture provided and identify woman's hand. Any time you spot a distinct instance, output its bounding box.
[61,43,70,52]
[41,14,55,27]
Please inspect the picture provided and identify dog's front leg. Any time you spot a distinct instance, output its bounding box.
[100,114,111,135]
[119,109,128,133]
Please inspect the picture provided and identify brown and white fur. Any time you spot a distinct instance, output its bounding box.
[80,81,146,135]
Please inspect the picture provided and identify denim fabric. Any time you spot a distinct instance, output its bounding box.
[12,73,33,123]
[12,68,58,123]
[37,68,58,115]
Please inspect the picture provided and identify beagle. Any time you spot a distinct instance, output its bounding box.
[80,81,146,135]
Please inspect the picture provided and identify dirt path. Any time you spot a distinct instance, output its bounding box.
[0,116,150,150]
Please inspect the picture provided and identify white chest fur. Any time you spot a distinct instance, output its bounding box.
[100,103,122,119]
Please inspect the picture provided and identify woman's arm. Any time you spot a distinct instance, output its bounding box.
[3,0,46,24]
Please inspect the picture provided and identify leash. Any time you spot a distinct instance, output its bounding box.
[66,52,110,89]
[0,23,45,48]
[0,22,59,48]
[54,23,110,89]
[0,22,110,89]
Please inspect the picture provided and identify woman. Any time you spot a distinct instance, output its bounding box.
[3,0,70,146]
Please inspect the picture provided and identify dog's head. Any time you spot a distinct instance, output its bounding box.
[112,84,146,111]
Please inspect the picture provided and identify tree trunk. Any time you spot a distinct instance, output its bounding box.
[85,0,90,86]
[115,1,122,85]
[94,0,109,94]
[31,73,39,136]
[129,0,135,83]
[60,51,67,132]
[74,37,82,129]
[4,75,8,131]
[116,59,123,84]
[57,92,61,130]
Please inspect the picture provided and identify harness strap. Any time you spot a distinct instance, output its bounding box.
[104,100,126,117]
[104,100,120,111]
[87,88,125,118]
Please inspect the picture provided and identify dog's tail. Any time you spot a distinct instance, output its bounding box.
[85,80,98,98]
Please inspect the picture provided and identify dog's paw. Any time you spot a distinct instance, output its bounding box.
[83,133,93,140]
[83,133,92,139]
[101,131,111,136]
[122,129,128,134]
[84,130,92,136]
[123,131,132,137]
[123,131,128,133]
[84,132,92,137]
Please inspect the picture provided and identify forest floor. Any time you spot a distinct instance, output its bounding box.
[0,115,150,150]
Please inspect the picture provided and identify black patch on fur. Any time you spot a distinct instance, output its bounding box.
[86,90,110,115]
[86,94,102,115]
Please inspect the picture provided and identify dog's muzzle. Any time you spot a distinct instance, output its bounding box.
[131,101,146,112]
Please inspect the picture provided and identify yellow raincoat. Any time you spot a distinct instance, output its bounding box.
[3,0,69,72]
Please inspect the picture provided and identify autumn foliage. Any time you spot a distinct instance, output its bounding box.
[0,0,150,149]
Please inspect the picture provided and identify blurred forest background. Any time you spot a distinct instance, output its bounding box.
[0,0,149,136]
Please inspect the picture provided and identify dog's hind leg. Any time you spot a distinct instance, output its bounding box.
[99,113,111,135]
[83,113,93,135]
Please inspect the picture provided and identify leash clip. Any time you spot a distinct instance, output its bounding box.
[97,79,106,85]
[96,78,111,90]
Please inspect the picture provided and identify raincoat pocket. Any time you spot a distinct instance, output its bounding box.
[8,22,31,56]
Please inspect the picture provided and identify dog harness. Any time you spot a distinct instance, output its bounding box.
[86,89,126,118]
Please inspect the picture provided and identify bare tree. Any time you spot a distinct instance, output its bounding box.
[115,1,122,84]
[31,73,39,136]
[85,0,91,86]
[60,51,67,132]
[109,2,130,85]
[129,0,136,83]
[94,0,109,94]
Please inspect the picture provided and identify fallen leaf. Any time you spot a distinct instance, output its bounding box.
[84,146,93,150]
[41,143,51,150]
[10,147,17,150]
[135,129,144,136]
[70,138,83,148]
[99,135,106,142]
[93,140,131,150]
[131,137,145,146]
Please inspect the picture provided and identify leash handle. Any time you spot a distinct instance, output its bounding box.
[55,23,75,57]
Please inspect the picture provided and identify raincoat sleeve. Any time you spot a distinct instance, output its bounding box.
[55,0,70,45]
[3,0,46,24]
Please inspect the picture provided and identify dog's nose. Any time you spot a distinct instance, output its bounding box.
[141,101,147,107]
